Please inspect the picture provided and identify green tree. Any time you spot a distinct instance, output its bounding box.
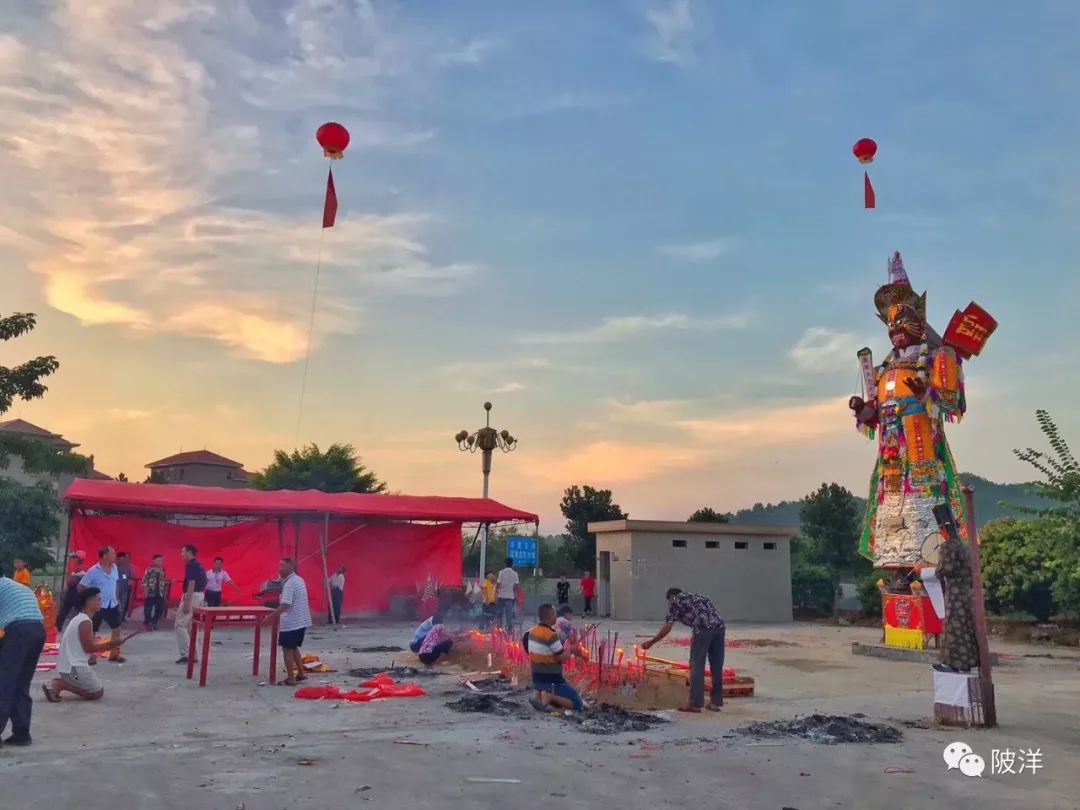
[0,313,58,415]
[1009,411,1080,618]
[252,443,386,494]
[789,536,834,614]
[979,517,1059,622]
[559,485,627,572]
[0,478,61,574]
[799,483,868,618]
[688,506,730,523]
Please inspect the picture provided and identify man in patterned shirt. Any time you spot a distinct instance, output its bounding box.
[642,588,725,713]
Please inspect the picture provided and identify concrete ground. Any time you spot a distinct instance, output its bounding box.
[3,619,1078,810]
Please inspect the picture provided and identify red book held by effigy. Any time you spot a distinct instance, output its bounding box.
[943,302,997,359]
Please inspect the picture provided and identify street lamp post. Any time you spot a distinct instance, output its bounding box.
[455,402,518,580]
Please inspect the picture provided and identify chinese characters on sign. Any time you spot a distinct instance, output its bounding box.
[943,302,998,358]
[507,535,538,567]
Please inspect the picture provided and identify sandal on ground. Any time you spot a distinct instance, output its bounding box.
[706,703,723,712]
[677,705,702,713]
[108,656,127,663]
[41,684,62,703]
[294,674,308,682]
[281,678,298,686]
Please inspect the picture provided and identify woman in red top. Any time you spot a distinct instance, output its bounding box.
[580,571,596,616]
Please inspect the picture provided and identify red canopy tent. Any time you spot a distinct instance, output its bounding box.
[63,480,538,618]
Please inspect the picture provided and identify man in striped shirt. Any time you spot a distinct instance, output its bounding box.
[264,558,311,685]
[524,603,584,712]
[0,576,46,747]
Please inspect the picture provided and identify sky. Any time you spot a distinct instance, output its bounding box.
[2,0,1079,530]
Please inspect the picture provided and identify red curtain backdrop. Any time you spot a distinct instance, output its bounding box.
[71,514,462,616]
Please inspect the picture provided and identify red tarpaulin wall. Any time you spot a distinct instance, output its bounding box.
[71,515,462,616]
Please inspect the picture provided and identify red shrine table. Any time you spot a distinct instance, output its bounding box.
[186,606,280,687]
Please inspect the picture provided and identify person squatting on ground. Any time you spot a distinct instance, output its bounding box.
[642,588,725,713]
[42,587,123,704]
[417,613,455,666]
[78,546,126,663]
[265,558,311,686]
[141,554,166,630]
[0,575,46,748]
[524,603,585,713]
[175,544,207,665]
[409,615,435,653]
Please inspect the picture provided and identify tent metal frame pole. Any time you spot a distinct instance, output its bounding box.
[320,512,336,629]
[54,506,74,597]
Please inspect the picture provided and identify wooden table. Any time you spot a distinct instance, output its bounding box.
[186,606,280,687]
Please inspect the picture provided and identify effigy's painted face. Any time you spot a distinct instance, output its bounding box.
[886,305,925,349]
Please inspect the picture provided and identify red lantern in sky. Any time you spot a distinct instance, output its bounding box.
[852,138,877,164]
[316,122,351,159]
[852,137,878,209]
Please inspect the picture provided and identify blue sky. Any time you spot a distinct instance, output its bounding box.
[1,0,1078,527]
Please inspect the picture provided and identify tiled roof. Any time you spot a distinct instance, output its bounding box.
[0,418,79,448]
[146,450,244,470]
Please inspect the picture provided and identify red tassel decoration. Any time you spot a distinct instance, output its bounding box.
[864,171,876,209]
[322,166,338,228]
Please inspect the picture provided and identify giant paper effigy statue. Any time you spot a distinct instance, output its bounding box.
[849,252,970,568]
[849,251,996,667]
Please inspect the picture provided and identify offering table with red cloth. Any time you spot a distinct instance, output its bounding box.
[186,606,280,687]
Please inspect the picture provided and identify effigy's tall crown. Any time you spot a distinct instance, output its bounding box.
[875,251,926,325]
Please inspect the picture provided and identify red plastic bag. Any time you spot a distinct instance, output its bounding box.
[371,682,426,698]
[340,689,375,702]
[294,685,342,700]
[360,673,396,688]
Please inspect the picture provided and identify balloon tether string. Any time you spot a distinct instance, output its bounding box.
[295,222,327,448]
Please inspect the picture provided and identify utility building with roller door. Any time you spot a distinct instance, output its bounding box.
[588,520,798,622]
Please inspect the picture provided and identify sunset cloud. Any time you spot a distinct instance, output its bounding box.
[0,1,476,364]
[518,312,753,345]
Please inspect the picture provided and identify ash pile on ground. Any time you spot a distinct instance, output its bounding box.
[350,645,405,653]
[563,704,667,736]
[445,693,533,719]
[737,714,903,745]
[347,666,444,679]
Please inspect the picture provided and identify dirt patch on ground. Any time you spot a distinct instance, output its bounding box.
[768,658,853,673]
[349,645,405,653]
[737,714,903,745]
[445,693,533,718]
[563,704,668,736]
[347,666,445,679]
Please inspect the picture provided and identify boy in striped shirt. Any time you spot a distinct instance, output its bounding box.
[524,603,584,712]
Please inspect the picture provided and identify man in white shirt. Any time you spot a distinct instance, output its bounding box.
[77,546,125,663]
[264,558,310,685]
[42,587,120,703]
[204,557,238,607]
[327,565,346,625]
[495,557,520,631]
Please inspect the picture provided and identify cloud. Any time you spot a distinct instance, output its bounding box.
[605,398,694,423]
[523,396,850,486]
[506,92,624,119]
[789,327,864,373]
[642,0,699,68]
[659,237,736,262]
[0,2,477,365]
[434,37,500,68]
[436,357,551,394]
[106,409,153,421]
[492,382,527,394]
[518,312,753,345]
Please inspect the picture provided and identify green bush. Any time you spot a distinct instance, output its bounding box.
[857,571,888,617]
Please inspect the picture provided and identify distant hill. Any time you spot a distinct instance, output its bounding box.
[729,474,1050,529]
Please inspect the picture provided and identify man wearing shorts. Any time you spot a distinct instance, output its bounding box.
[43,587,119,703]
[78,547,125,663]
[264,558,310,685]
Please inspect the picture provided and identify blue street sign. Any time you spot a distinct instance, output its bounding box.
[507,535,538,566]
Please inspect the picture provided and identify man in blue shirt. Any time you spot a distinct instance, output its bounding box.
[78,546,125,663]
[409,615,437,653]
[0,576,46,747]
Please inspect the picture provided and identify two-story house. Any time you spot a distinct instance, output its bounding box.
[144,450,253,488]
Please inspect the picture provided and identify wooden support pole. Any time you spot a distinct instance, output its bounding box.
[962,485,997,727]
[320,513,336,628]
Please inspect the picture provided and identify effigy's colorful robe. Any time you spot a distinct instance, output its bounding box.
[859,344,969,567]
